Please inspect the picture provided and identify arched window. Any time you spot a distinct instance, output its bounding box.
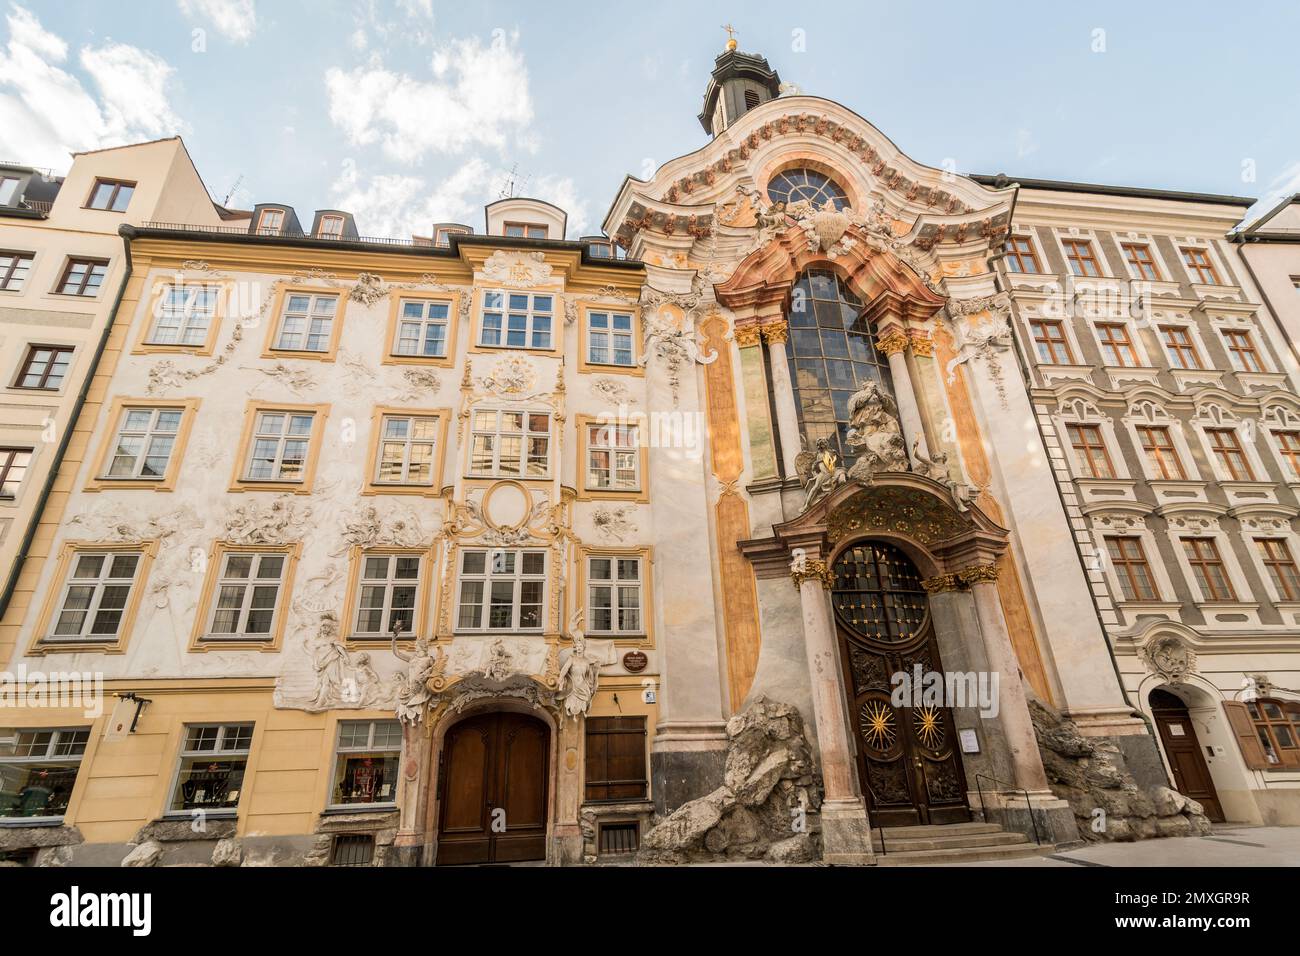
[784,269,895,462]
[766,169,849,210]
[831,542,928,643]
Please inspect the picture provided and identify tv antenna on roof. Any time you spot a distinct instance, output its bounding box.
[498,164,531,199]
[221,174,245,207]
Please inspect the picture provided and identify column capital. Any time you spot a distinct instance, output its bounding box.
[921,573,966,593]
[791,558,834,591]
[733,322,763,348]
[907,328,934,357]
[875,327,910,357]
[759,319,789,344]
[956,564,1000,586]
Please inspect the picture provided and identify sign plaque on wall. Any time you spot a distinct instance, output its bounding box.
[622,651,648,673]
[958,728,980,754]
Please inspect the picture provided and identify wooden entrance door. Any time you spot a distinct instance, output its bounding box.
[1149,689,1224,822]
[833,543,971,827]
[436,711,550,865]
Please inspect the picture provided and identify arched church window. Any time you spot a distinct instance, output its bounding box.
[831,542,928,643]
[766,169,849,210]
[784,269,895,462]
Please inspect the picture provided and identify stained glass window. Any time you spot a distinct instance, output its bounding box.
[784,269,896,463]
[831,543,928,643]
[766,169,849,210]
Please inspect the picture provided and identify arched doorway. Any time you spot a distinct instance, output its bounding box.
[435,710,551,865]
[832,541,970,826]
[1149,688,1225,822]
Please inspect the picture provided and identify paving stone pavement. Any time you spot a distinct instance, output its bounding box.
[935,825,1300,866]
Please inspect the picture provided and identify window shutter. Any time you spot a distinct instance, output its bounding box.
[1222,701,1271,771]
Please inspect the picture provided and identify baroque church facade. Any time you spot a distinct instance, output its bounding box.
[0,40,1296,866]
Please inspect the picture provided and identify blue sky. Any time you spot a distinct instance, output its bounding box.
[3,0,1298,238]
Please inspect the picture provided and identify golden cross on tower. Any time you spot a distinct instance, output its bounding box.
[721,23,738,51]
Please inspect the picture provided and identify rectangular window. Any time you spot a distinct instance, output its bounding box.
[1096,323,1139,367]
[584,716,647,802]
[504,222,547,239]
[146,283,219,347]
[15,345,73,389]
[330,720,402,808]
[469,409,550,478]
[244,409,315,482]
[0,447,32,498]
[586,423,640,491]
[1221,329,1264,373]
[1062,238,1102,277]
[587,556,643,635]
[587,310,635,366]
[256,208,284,235]
[169,723,253,814]
[86,179,134,212]
[1137,426,1185,480]
[56,258,108,296]
[1066,424,1115,479]
[1275,430,1300,479]
[1257,538,1300,602]
[434,227,468,247]
[1030,319,1073,364]
[0,251,33,291]
[1206,427,1255,481]
[1183,537,1236,601]
[206,551,287,639]
[392,299,450,358]
[480,290,553,350]
[1104,536,1158,601]
[0,728,90,820]
[273,293,338,353]
[102,406,183,480]
[318,215,344,239]
[0,176,19,205]
[1160,325,1203,370]
[1121,242,1161,281]
[353,553,421,637]
[49,551,143,641]
[374,414,439,486]
[1181,247,1222,285]
[456,549,546,631]
[1003,236,1041,274]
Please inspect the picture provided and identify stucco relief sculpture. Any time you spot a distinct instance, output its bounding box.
[1141,634,1198,685]
[909,438,981,512]
[557,609,616,721]
[591,504,636,542]
[224,497,311,546]
[946,293,1014,407]
[333,505,431,555]
[349,272,389,307]
[481,250,554,287]
[392,633,443,725]
[67,502,197,543]
[844,380,909,480]
[795,437,847,510]
[276,612,399,714]
[392,367,441,402]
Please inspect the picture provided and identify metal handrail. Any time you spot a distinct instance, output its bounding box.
[974,772,1041,845]
[864,785,884,856]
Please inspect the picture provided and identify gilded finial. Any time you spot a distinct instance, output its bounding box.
[722,23,738,51]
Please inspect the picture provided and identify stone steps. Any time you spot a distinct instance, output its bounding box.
[870,821,1052,865]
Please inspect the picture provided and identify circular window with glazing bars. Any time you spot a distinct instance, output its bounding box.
[831,542,929,643]
[766,168,849,210]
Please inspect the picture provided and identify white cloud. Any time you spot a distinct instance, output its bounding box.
[178,0,257,44]
[0,5,186,170]
[325,30,534,163]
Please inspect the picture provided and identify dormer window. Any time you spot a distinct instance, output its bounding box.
[318,215,344,239]
[504,222,547,239]
[86,179,135,212]
[587,240,613,259]
[0,177,19,205]
[435,226,470,247]
[257,209,285,236]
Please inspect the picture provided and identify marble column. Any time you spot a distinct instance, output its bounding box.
[793,557,875,865]
[763,321,803,480]
[391,719,433,866]
[960,564,1050,794]
[876,327,930,460]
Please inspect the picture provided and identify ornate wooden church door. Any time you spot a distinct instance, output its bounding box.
[436,711,550,865]
[832,542,971,827]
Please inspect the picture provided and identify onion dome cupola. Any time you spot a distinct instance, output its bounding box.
[698,29,781,137]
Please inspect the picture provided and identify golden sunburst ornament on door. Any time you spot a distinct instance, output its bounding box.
[859,700,896,750]
[914,706,945,749]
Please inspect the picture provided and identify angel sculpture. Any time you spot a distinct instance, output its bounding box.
[795,437,846,510]
[558,609,603,722]
[392,632,442,724]
[910,438,982,512]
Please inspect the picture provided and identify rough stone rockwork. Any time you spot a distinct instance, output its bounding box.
[1030,699,1212,842]
[639,697,821,863]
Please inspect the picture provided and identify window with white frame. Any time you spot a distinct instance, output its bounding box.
[586,422,640,491]
[587,310,634,366]
[273,293,338,352]
[1256,538,1300,602]
[146,283,219,347]
[318,215,344,239]
[375,414,439,486]
[244,409,315,482]
[1204,427,1256,481]
[587,555,643,635]
[1181,537,1237,601]
[480,291,553,349]
[1272,429,1300,480]
[330,720,402,808]
[1220,329,1265,373]
[256,209,284,235]
[393,299,450,358]
[0,728,90,820]
[206,551,288,639]
[169,723,253,814]
[469,409,550,478]
[456,549,546,631]
[353,553,420,637]
[48,551,142,641]
[102,406,183,480]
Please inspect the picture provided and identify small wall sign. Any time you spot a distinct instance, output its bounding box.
[622,651,648,673]
[958,728,980,754]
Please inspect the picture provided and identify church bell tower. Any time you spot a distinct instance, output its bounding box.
[698,28,782,137]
